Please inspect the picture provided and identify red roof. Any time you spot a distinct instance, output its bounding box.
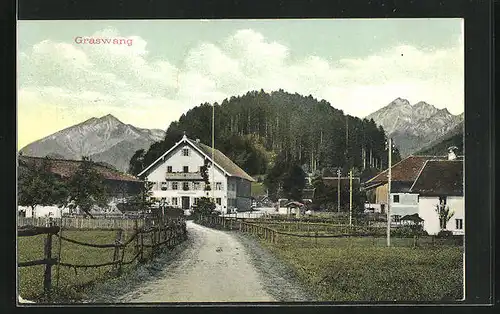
[364,156,446,186]
[409,160,463,196]
[19,156,141,182]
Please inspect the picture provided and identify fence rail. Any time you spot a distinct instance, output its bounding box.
[18,217,149,230]
[195,215,464,247]
[17,218,187,300]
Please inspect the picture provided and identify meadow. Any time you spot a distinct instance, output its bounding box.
[17,229,149,302]
[258,234,464,302]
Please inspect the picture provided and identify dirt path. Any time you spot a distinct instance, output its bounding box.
[117,221,276,302]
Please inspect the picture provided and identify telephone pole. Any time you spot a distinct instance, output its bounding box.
[386,137,392,247]
[212,103,215,206]
[337,168,341,212]
[349,169,353,226]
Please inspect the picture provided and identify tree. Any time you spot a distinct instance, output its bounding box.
[281,163,306,201]
[200,158,211,194]
[311,175,328,209]
[435,201,454,231]
[193,197,216,216]
[128,149,146,175]
[18,157,68,217]
[67,156,109,218]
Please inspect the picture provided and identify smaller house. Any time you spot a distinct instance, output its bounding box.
[409,159,464,235]
[399,213,425,227]
[18,156,143,217]
[362,153,464,235]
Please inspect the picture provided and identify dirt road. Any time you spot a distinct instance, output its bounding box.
[87,220,313,303]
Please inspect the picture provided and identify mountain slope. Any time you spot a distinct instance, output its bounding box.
[415,121,464,156]
[366,98,463,157]
[20,114,166,172]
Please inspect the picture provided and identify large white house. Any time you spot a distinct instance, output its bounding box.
[138,135,255,213]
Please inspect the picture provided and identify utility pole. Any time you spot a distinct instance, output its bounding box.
[349,169,353,226]
[386,137,392,247]
[212,103,215,207]
[337,168,341,213]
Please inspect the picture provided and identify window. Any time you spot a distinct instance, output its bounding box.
[216,198,222,205]
[392,215,401,223]
[439,196,447,205]
[183,166,189,173]
[393,195,400,203]
[172,182,178,190]
[172,197,178,206]
[183,182,190,191]
[182,148,190,156]
[194,198,199,205]
[161,182,168,190]
[199,166,203,173]
[216,182,223,190]
[455,219,463,230]
[167,166,172,173]
[193,182,200,190]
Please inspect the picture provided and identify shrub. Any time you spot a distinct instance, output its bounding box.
[391,226,428,238]
[437,230,454,238]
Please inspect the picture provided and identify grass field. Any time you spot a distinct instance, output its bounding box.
[17,229,149,302]
[259,234,464,302]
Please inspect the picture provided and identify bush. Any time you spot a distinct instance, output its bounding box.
[437,230,454,238]
[392,226,428,238]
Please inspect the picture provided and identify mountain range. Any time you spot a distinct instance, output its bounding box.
[365,98,464,157]
[19,114,165,172]
[19,95,463,174]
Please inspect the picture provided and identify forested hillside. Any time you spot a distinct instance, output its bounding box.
[415,121,464,156]
[129,89,400,181]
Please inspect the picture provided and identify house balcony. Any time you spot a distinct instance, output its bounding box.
[165,172,204,181]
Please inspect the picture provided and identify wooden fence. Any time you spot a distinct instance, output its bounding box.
[18,217,147,230]
[196,215,464,247]
[17,218,187,300]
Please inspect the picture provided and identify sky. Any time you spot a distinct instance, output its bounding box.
[17,19,464,149]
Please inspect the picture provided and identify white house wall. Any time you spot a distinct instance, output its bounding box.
[390,193,419,217]
[145,142,248,212]
[418,196,464,235]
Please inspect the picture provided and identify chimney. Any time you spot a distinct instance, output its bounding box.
[196,138,200,143]
[448,146,458,160]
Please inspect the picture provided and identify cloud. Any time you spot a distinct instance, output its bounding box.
[18,26,463,148]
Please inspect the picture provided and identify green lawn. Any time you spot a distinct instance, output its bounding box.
[17,229,148,302]
[259,235,464,302]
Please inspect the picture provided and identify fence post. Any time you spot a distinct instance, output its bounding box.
[43,232,53,299]
[315,231,318,246]
[113,229,123,273]
[413,235,417,248]
[134,220,139,256]
[140,229,144,262]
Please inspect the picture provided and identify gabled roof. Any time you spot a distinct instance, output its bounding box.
[364,155,446,186]
[409,160,463,196]
[138,135,255,182]
[19,156,141,182]
[191,140,255,182]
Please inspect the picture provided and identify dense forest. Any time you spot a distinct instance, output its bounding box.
[129,89,401,194]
